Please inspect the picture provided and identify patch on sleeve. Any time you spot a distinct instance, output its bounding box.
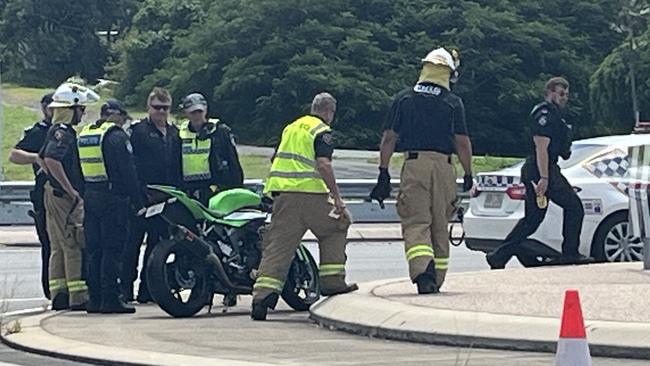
[537,116,547,126]
[540,108,548,114]
[53,129,66,141]
[321,133,333,145]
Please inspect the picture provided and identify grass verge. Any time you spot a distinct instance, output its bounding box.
[367,155,523,176]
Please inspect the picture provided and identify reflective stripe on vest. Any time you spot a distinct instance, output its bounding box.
[78,122,116,182]
[263,115,330,194]
[179,120,212,182]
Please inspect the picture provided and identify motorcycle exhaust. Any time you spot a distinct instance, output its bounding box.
[172,224,252,293]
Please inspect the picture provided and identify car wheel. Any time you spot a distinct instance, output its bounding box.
[592,212,644,262]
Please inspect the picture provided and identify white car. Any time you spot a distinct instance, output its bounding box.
[464,134,646,266]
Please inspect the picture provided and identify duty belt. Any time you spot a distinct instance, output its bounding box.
[406,151,452,164]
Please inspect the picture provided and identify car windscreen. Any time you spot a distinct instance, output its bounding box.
[558,144,608,169]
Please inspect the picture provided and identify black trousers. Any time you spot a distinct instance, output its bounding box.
[84,189,130,302]
[121,213,166,300]
[491,161,584,263]
[30,188,51,299]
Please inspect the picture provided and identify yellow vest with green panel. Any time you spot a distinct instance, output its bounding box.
[78,121,117,182]
[264,115,331,194]
[180,120,213,182]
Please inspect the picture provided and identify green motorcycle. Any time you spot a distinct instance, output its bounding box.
[142,185,320,318]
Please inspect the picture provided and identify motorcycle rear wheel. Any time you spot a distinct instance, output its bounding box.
[281,246,320,311]
[147,239,210,318]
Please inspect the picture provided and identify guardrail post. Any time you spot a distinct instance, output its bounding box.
[643,237,650,270]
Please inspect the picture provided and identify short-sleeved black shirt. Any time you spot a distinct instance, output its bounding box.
[15,119,51,181]
[40,123,85,194]
[129,117,182,187]
[383,83,468,154]
[528,101,572,164]
[314,131,334,160]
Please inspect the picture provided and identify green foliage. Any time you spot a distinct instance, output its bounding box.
[3,1,646,156]
[589,0,650,131]
[109,0,627,155]
[0,0,137,86]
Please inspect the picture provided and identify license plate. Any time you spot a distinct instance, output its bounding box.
[145,202,165,218]
[484,193,503,209]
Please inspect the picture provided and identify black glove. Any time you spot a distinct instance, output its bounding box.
[369,167,391,209]
[462,174,473,192]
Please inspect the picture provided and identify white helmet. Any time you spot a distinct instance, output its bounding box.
[48,82,100,108]
[421,47,457,71]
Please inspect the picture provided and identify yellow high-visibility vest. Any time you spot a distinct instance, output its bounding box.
[264,115,330,194]
[179,120,213,182]
[78,121,116,182]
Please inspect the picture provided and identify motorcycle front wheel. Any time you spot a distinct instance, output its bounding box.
[281,245,320,311]
[147,239,210,318]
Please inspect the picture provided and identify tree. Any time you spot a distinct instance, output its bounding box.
[111,0,624,154]
[590,0,650,133]
[0,0,110,85]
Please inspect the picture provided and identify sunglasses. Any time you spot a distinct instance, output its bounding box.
[150,104,171,111]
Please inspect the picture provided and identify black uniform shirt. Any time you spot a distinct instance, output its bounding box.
[40,123,85,194]
[129,117,181,187]
[528,101,572,164]
[15,119,51,184]
[100,123,145,209]
[383,82,468,154]
[314,131,334,160]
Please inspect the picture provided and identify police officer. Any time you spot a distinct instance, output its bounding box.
[9,92,54,299]
[40,82,100,310]
[123,87,181,303]
[486,77,592,269]
[81,99,144,314]
[179,93,243,205]
[370,47,473,294]
[251,92,358,321]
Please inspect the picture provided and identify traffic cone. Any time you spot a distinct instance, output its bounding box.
[555,290,592,366]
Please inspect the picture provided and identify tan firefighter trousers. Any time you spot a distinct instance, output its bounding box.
[397,151,457,288]
[253,192,351,301]
[44,183,88,306]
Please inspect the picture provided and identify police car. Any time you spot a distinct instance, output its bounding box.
[464,134,646,266]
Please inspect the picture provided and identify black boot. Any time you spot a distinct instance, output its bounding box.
[251,293,279,321]
[52,293,69,311]
[223,293,237,307]
[414,262,438,294]
[486,251,506,270]
[101,295,136,314]
[321,283,359,297]
[86,296,103,314]
[69,301,87,311]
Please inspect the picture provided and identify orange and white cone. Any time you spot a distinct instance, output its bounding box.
[555,290,592,366]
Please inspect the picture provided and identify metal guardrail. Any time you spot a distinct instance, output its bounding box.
[0,179,468,225]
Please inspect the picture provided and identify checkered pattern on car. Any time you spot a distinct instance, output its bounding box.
[477,175,518,188]
[588,156,629,178]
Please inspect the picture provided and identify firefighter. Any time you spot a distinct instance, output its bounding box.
[81,99,143,314]
[179,92,243,205]
[251,92,358,321]
[370,47,474,294]
[40,82,100,310]
[9,92,54,299]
